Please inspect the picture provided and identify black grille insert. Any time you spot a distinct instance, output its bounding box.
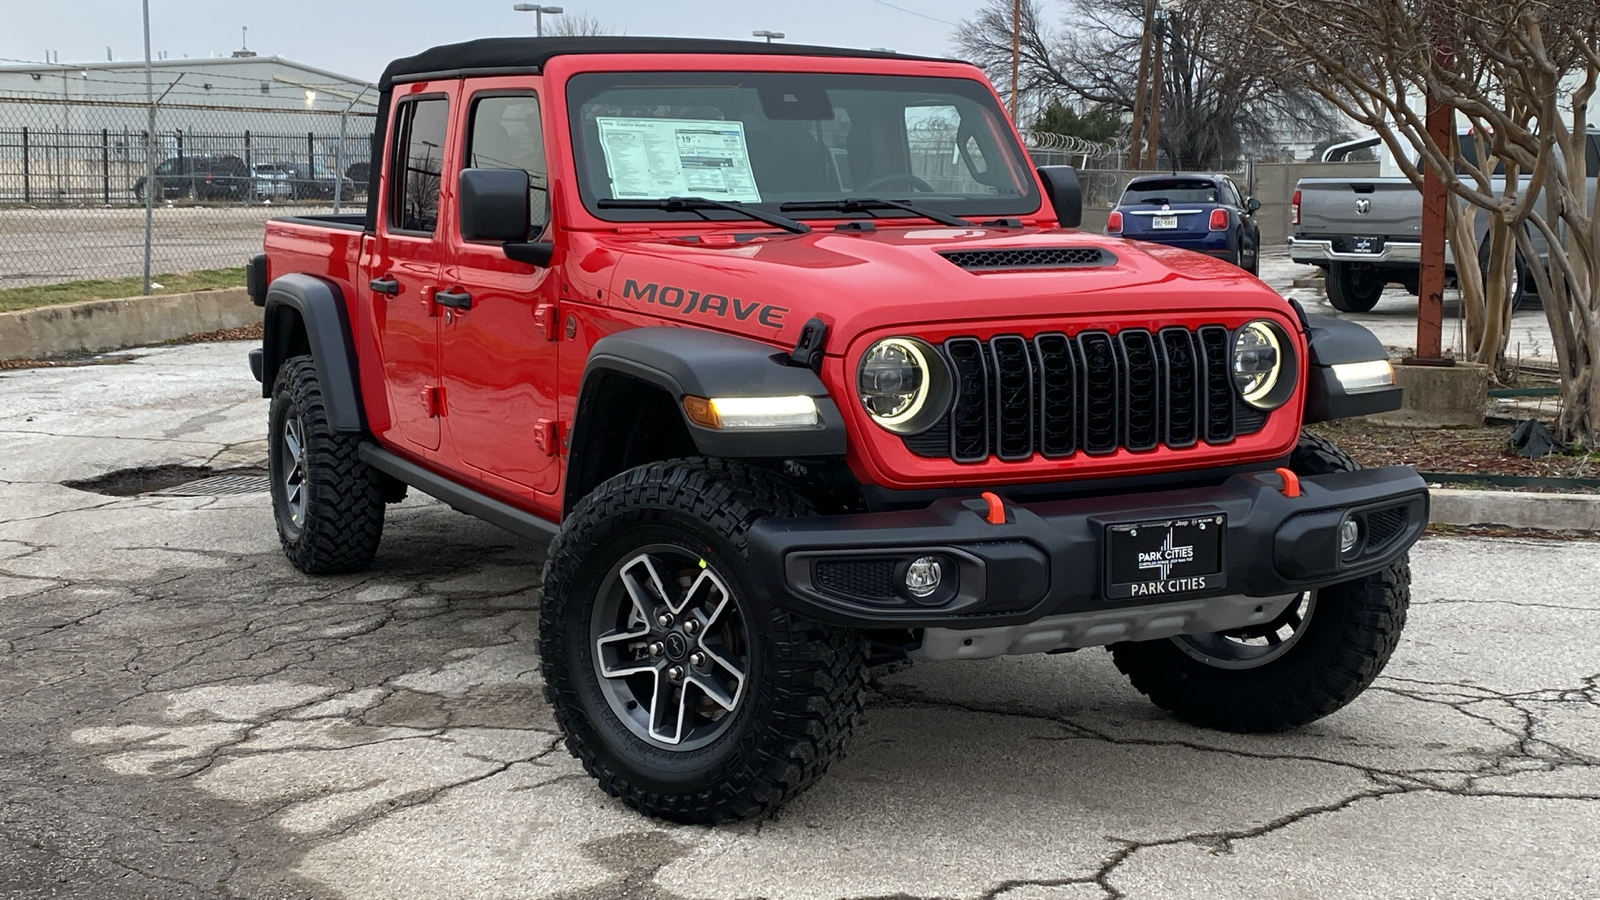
[941,247,1113,272]
[1365,507,1407,548]
[814,559,899,602]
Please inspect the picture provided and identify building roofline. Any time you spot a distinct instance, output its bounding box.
[0,55,374,88]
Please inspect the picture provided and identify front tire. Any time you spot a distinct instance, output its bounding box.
[540,459,867,823]
[1109,431,1411,733]
[268,356,384,574]
[1325,262,1386,312]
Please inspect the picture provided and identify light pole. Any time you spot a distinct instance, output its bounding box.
[141,0,155,295]
[512,4,564,37]
[752,30,784,43]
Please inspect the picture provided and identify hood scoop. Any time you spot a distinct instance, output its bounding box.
[939,246,1115,273]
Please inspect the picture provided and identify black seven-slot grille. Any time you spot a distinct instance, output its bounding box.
[902,326,1269,463]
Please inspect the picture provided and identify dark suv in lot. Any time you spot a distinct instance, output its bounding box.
[133,155,251,201]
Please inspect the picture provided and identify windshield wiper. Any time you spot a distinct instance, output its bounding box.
[779,197,973,228]
[597,197,811,235]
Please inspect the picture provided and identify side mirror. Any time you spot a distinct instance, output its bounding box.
[1035,166,1083,228]
[1246,197,1262,213]
[459,167,531,242]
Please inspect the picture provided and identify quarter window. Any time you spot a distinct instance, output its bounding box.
[390,98,449,233]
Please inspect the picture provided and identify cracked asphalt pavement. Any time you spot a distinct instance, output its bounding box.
[2,342,1597,899]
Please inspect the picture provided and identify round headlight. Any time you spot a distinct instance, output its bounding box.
[1233,320,1291,410]
[857,337,952,435]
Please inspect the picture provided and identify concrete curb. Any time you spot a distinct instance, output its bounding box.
[0,288,255,361]
[1430,487,1600,532]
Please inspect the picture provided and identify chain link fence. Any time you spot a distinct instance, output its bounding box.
[0,95,374,288]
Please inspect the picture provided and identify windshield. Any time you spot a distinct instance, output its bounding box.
[1121,179,1218,204]
[566,71,1040,223]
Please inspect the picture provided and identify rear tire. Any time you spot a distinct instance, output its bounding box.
[540,459,867,823]
[1325,262,1386,312]
[1109,430,1410,733]
[268,356,384,574]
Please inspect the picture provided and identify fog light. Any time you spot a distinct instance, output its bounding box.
[905,556,943,598]
[1339,518,1361,555]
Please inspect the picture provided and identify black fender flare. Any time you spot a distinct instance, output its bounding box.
[261,273,366,433]
[1302,314,1403,423]
[572,327,848,461]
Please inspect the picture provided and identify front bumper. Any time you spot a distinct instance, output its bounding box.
[746,466,1427,633]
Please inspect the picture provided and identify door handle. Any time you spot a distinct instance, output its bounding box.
[369,277,399,296]
[433,289,473,310]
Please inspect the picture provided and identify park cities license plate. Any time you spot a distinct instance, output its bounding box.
[1103,514,1225,600]
[1152,214,1179,229]
[1351,235,1380,254]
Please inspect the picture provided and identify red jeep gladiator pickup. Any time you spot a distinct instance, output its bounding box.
[247,36,1427,823]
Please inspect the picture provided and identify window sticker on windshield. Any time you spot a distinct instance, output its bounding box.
[596,117,761,204]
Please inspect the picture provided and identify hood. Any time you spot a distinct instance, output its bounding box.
[594,224,1286,351]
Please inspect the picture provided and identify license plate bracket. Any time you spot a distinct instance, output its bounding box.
[1102,513,1226,600]
[1350,235,1381,254]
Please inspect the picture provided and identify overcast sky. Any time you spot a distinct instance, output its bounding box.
[1,0,989,82]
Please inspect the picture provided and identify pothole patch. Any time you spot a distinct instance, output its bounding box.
[63,465,269,497]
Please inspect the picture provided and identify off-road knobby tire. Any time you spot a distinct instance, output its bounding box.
[1109,430,1411,733]
[1325,262,1386,313]
[540,459,868,824]
[268,356,384,574]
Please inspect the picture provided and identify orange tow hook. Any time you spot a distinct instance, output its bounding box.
[981,491,1006,525]
[1274,467,1301,498]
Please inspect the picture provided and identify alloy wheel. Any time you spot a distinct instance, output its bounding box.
[1171,591,1317,670]
[590,545,750,750]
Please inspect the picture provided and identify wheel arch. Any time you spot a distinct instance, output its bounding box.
[261,273,365,433]
[564,328,848,518]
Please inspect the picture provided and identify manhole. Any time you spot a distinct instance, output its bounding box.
[63,465,269,497]
[151,472,271,497]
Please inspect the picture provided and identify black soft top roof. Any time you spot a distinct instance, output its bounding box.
[379,36,951,88]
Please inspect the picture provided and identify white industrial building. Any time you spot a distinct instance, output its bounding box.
[0,54,376,204]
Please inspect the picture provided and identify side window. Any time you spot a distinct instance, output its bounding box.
[1221,179,1242,207]
[467,94,550,233]
[390,97,449,234]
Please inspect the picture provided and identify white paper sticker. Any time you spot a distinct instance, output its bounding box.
[596,117,762,204]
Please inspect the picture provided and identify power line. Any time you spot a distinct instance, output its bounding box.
[866,0,961,27]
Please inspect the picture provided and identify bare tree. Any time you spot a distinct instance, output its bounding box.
[952,0,1338,168]
[543,12,618,37]
[1224,0,1599,443]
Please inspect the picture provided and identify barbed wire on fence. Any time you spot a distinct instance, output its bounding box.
[1018,129,1128,160]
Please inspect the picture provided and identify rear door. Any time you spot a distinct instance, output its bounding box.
[371,85,456,453]
[438,82,562,494]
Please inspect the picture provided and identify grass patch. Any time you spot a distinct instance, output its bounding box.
[0,268,245,313]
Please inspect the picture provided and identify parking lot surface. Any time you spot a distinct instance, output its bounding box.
[2,342,1597,899]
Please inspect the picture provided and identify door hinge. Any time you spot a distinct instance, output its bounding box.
[422,386,445,418]
[534,302,559,341]
[535,418,562,456]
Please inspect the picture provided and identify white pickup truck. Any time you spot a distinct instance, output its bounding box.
[1289,129,1600,312]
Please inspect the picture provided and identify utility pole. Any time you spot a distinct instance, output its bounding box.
[1144,5,1167,170]
[1127,0,1156,169]
[141,0,155,295]
[1009,0,1020,124]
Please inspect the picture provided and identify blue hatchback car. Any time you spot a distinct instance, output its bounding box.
[1107,174,1262,274]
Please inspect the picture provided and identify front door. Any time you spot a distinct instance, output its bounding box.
[440,86,562,494]
[373,89,453,453]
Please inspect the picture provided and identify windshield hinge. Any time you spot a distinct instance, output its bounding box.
[788,317,829,372]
